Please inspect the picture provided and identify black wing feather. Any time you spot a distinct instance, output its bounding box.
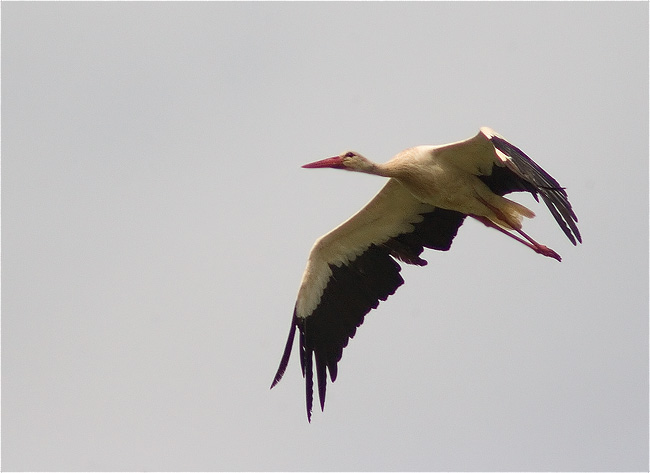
[484,135,581,245]
[271,207,466,421]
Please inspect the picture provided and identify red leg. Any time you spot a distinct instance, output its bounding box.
[472,216,562,262]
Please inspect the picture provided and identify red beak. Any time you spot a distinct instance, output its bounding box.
[302,156,345,169]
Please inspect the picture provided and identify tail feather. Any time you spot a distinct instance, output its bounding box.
[496,197,535,230]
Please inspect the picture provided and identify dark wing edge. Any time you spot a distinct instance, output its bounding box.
[484,134,582,245]
[270,207,466,421]
[270,314,298,390]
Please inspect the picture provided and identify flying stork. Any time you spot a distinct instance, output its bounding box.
[271,127,581,421]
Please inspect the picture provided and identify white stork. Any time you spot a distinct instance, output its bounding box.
[271,127,581,421]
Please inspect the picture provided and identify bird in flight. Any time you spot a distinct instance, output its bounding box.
[271,127,581,421]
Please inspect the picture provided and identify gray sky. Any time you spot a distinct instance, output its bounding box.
[2,2,648,471]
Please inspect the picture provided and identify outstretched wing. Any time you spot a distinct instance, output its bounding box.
[270,179,465,421]
[436,127,581,245]
[481,128,581,245]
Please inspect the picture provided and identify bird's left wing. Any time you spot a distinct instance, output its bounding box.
[434,127,581,245]
[271,178,466,421]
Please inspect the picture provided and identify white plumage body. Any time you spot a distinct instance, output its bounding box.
[271,127,581,422]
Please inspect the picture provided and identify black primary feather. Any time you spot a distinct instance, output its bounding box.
[271,207,465,421]
[485,135,581,245]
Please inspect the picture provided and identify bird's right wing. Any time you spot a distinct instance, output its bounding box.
[271,178,466,421]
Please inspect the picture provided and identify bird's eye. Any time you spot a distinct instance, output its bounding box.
[344,152,355,158]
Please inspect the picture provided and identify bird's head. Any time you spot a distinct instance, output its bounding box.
[302,151,376,173]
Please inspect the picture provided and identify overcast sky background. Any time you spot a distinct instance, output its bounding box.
[2,2,648,471]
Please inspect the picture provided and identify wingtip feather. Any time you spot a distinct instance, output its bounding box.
[270,314,298,390]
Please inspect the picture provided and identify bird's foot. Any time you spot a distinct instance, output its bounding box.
[534,244,562,262]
